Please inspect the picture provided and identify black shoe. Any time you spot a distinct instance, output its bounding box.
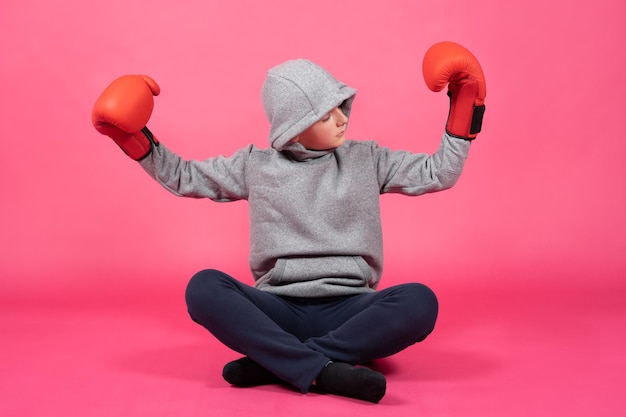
[222,357,281,387]
[315,362,386,403]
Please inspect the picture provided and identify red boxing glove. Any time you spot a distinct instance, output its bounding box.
[92,75,160,160]
[423,41,486,140]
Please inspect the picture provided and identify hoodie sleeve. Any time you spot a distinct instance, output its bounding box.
[373,133,470,196]
[138,143,251,202]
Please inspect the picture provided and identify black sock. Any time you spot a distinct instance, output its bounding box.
[222,357,281,387]
[315,362,386,403]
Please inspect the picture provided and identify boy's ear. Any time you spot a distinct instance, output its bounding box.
[290,137,300,144]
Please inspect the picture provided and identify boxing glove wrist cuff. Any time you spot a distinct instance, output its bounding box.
[134,127,159,161]
[469,104,486,137]
[114,127,159,161]
[445,90,486,141]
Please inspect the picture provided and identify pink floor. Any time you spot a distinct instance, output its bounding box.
[2,264,624,417]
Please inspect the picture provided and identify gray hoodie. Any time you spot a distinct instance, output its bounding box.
[139,59,470,297]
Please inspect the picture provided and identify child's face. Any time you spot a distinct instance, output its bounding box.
[293,107,348,150]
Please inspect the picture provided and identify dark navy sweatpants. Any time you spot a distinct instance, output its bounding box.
[185,269,438,392]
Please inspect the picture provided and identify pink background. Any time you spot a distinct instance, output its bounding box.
[1,0,625,416]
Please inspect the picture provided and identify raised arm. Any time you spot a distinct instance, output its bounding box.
[92,74,249,202]
[375,42,486,195]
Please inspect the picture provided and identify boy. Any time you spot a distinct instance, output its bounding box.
[92,42,486,403]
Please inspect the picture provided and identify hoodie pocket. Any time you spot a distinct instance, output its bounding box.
[269,255,372,286]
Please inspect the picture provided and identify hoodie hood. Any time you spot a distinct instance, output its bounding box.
[261,59,357,151]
